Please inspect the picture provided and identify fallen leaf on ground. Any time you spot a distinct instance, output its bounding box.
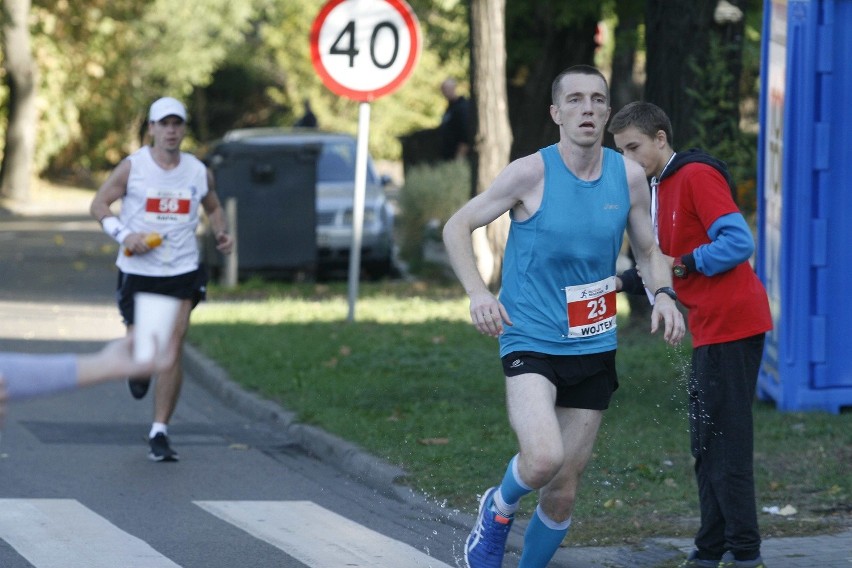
[418,437,449,445]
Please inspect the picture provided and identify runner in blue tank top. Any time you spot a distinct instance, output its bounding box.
[443,65,685,568]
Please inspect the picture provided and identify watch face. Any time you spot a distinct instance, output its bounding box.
[673,264,687,278]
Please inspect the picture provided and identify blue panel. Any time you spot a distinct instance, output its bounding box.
[821,0,852,392]
[809,315,825,364]
[813,122,829,170]
[811,218,826,266]
[757,0,852,412]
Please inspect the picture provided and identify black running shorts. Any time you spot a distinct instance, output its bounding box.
[116,267,208,326]
[501,350,619,410]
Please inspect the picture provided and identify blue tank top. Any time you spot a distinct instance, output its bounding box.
[498,145,630,357]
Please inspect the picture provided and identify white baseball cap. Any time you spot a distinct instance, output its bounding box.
[148,97,187,122]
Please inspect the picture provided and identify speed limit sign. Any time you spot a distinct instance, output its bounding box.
[310,0,421,101]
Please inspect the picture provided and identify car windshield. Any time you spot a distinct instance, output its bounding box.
[317,141,376,184]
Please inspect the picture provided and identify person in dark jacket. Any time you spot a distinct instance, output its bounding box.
[295,99,318,128]
[439,78,472,160]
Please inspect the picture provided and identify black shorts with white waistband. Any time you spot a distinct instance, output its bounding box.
[116,266,208,326]
[501,350,619,410]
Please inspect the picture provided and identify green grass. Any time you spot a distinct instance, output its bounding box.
[188,279,852,546]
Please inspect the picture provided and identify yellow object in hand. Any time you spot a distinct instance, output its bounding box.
[124,232,163,256]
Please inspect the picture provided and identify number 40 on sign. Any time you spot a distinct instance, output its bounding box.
[310,0,421,102]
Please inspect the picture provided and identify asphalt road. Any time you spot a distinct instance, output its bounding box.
[0,210,472,568]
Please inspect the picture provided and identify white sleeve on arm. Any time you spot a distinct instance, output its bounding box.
[0,353,78,401]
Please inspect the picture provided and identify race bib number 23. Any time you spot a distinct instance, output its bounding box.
[564,276,617,338]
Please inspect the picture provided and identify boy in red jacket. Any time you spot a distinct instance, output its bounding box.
[610,102,772,568]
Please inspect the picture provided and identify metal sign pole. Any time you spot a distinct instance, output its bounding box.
[311,0,420,323]
[222,197,238,288]
[347,101,371,322]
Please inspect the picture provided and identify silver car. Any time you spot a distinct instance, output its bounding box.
[203,128,396,279]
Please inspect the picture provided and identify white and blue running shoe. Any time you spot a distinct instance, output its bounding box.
[464,487,513,568]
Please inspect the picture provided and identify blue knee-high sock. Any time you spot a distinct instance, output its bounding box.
[493,454,533,516]
[518,504,571,568]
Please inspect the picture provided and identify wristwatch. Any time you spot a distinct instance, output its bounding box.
[672,257,689,279]
[654,286,678,303]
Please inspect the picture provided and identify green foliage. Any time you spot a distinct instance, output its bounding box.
[7,0,470,176]
[137,2,257,94]
[683,35,759,214]
[396,160,471,269]
[28,0,259,173]
[741,8,763,121]
[30,1,137,172]
[408,0,468,65]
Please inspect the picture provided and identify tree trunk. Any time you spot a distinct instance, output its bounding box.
[605,0,644,148]
[505,6,598,160]
[470,0,512,290]
[1,0,38,202]
[610,0,650,324]
[644,0,715,147]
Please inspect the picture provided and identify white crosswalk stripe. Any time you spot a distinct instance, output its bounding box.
[195,500,454,568]
[0,498,454,568]
[0,499,181,568]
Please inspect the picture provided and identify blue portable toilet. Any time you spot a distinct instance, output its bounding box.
[755,0,852,413]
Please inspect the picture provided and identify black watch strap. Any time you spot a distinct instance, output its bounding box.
[654,286,678,303]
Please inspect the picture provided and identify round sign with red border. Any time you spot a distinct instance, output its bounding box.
[310,0,421,102]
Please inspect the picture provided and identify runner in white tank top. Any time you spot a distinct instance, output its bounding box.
[115,145,209,277]
[90,96,234,462]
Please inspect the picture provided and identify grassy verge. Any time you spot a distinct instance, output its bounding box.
[188,279,852,546]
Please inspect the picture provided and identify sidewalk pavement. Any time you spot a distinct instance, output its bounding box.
[5,190,852,567]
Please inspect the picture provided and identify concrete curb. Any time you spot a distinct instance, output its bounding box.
[183,342,421,503]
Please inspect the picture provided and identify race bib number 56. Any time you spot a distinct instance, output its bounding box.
[144,187,191,224]
[565,276,617,338]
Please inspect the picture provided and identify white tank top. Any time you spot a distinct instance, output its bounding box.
[115,146,209,277]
